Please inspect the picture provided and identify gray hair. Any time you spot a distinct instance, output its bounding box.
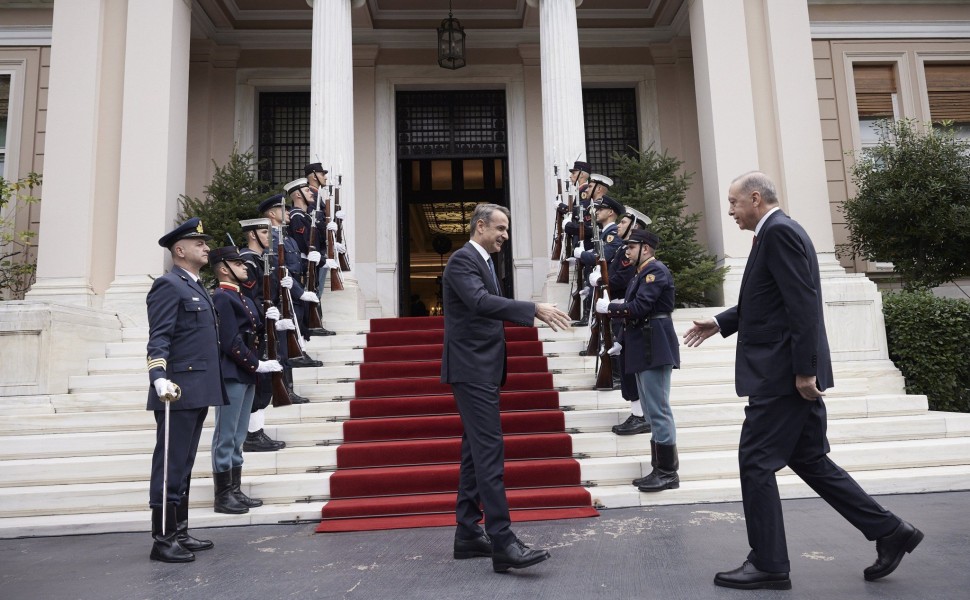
[732,171,779,205]
[469,203,511,235]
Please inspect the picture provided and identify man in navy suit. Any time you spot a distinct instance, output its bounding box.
[441,203,570,573]
[146,218,229,563]
[684,172,922,590]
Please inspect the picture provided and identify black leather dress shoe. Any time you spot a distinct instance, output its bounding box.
[714,561,791,590]
[243,429,285,452]
[492,539,551,573]
[307,327,336,336]
[287,387,310,404]
[864,520,923,581]
[613,414,651,436]
[287,355,323,368]
[454,534,492,559]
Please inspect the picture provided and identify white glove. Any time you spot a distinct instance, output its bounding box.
[256,360,284,373]
[573,246,584,259]
[335,210,345,220]
[265,306,281,321]
[153,377,177,399]
[588,268,602,288]
[579,286,590,300]
[327,221,338,232]
[334,242,346,254]
[566,256,577,264]
[300,291,320,303]
[607,341,623,356]
[306,250,322,263]
[595,297,610,314]
[325,258,339,270]
[279,275,293,289]
[561,215,571,231]
[275,318,296,331]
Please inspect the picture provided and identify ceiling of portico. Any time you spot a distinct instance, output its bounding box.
[192,0,689,47]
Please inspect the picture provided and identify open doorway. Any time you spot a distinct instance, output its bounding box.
[396,90,511,316]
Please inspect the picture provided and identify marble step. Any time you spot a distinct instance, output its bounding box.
[0,403,947,488]
[2,407,962,466]
[3,463,967,539]
[2,436,967,519]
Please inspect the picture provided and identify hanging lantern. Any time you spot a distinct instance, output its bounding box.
[437,3,466,70]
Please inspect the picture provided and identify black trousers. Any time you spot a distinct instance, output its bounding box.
[739,394,899,572]
[451,381,514,549]
[149,407,208,508]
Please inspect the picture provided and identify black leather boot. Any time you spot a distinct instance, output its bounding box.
[287,354,322,368]
[243,429,285,452]
[633,440,659,486]
[307,326,336,336]
[637,442,679,492]
[176,489,213,551]
[213,470,249,514]
[231,466,263,508]
[284,369,310,404]
[150,503,195,563]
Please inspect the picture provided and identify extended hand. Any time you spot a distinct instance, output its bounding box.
[796,374,824,401]
[535,303,571,332]
[683,318,719,347]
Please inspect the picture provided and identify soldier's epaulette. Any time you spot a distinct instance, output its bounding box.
[147,357,167,371]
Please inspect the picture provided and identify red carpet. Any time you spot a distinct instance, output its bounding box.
[316,316,599,533]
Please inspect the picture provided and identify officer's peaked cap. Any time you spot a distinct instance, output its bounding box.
[158,217,212,249]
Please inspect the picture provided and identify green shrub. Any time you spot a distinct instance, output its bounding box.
[0,172,41,300]
[883,290,970,413]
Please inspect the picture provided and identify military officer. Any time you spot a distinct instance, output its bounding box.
[146,217,228,563]
[596,228,681,493]
[283,177,335,337]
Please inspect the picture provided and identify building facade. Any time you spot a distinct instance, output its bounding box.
[1,0,968,323]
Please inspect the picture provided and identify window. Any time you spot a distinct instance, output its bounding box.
[853,64,898,149]
[924,63,970,141]
[257,92,310,186]
[582,88,639,177]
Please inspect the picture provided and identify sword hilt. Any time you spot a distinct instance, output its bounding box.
[161,383,182,403]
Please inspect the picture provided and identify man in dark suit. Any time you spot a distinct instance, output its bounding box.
[684,172,922,590]
[441,203,570,573]
[146,218,229,563]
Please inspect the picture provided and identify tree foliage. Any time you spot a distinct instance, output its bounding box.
[883,290,970,413]
[178,150,271,285]
[842,119,970,290]
[609,147,726,306]
[0,172,42,300]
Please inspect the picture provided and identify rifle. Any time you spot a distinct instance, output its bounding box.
[551,164,565,261]
[584,202,601,356]
[261,248,290,407]
[567,214,584,322]
[334,174,351,272]
[590,206,614,390]
[276,224,305,359]
[556,179,574,284]
[326,196,344,291]
[304,188,326,331]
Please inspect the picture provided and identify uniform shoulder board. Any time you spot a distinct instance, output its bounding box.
[644,274,656,283]
[606,234,615,243]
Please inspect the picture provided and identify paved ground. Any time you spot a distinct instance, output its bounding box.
[2,491,968,600]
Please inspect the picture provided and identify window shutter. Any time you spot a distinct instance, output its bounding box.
[853,64,896,118]
[925,63,970,123]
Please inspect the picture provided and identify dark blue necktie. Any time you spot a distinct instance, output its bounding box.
[486,257,499,292]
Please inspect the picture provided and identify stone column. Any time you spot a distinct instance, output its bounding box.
[101,0,193,324]
[27,0,127,308]
[526,0,586,300]
[308,0,366,320]
[689,0,761,304]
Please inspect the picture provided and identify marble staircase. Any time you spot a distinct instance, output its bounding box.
[1,308,969,538]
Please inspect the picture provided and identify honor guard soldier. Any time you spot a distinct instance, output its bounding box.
[565,173,612,249]
[576,195,624,269]
[237,219,295,451]
[259,194,319,343]
[284,177,335,336]
[208,246,284,514]
[595,228,681,493]
[568,160,591,188]
[146,217,228,563]
[591,210,653,434]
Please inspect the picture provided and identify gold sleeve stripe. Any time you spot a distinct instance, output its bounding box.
[147,358,167,370]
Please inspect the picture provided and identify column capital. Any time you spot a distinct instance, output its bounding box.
[307,0,366,8]
[526,0,583,8]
